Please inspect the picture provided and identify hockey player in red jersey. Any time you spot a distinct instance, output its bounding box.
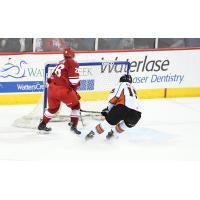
[85,74,142,141]
[38,47,81,134]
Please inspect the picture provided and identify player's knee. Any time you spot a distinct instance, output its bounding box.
[124,121,135,128]
[48,107,60,114]
[71,102,80,110]
[125,114,141,128]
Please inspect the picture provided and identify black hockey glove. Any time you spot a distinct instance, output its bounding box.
[101,107,109,117]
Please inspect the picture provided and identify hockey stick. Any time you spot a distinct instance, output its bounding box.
[127,62,131,75]
[79,111,85,127]
[79,109,102,127]
[80,109,101,114]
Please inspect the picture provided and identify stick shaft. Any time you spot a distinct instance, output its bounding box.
[80,109,101,114]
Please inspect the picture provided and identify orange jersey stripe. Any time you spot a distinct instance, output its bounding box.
[118,89,125,105]
[109,89,125,105]
[109,96,118,104]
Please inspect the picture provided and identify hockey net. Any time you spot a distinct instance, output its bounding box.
[13,61,131,129]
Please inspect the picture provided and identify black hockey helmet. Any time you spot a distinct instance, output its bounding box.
[119,74,132,83]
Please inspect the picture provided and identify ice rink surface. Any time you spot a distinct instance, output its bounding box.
[0,97,200,161]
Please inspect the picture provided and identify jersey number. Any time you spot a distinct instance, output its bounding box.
[54,64,64,77]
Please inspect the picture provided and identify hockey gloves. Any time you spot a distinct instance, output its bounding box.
[101,107,109,117]
[47,78,52,84]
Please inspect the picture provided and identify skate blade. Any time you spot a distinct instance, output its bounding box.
[36,130,52,134]
[105,136,119,143]
[69,128,81,136]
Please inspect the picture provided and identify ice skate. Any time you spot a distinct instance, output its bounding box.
[37,122,52,134]
[85,131,95,141]
[106,130,115,140]
[68,123,81,135]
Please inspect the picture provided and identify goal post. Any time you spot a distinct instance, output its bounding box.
[13,60,131,129]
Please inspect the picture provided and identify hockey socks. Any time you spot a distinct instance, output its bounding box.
[113,121,129,134]
[94,120,114,134]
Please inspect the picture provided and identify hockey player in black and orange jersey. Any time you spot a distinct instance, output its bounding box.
[85,74,142,141]
[38,47,81,134]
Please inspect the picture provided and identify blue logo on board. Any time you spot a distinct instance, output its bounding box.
[0,58,26,78]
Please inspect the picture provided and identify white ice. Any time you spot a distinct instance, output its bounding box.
[0,97,200,161]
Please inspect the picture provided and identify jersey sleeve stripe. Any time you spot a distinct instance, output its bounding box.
[109,89,125,105]
[109,96,118,104]
[69,79,80,84]
[68,76,79,79]
[118,89,125,105]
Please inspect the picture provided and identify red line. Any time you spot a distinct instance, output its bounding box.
[1,47,200,56]
[77,47,200,53]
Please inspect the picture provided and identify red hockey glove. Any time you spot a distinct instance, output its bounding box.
[47,78,52,84]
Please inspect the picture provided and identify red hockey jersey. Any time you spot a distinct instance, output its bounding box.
[49,58,80,90]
